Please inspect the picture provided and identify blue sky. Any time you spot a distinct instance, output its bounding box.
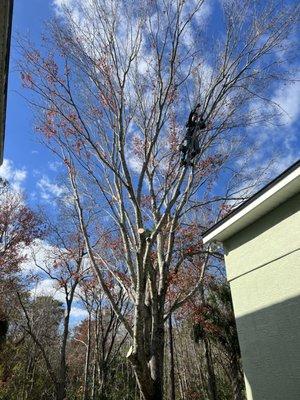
[3,0,62,205]
[2,0,299,209]
[1,0,89,322]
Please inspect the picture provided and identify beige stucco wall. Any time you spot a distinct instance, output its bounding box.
[223,192,300,400]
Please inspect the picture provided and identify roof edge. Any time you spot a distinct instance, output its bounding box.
[203,159,300,244]
[0,0,14,165]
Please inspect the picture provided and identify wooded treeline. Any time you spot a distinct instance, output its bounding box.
[0,179,244,400]
[0,184,244,400]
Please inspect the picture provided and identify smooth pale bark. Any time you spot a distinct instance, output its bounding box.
[56,296,73,400]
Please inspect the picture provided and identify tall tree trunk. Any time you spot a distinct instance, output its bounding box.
[229,356,245,400]
[173,325,186,400]
[203,337,218,400]
[91,350,97,400]
[192,340,206,394]
[133,350,165,400]
[168,315,176,400]
[83,312,92,400]
[56,383,66,400]
[149,308,165,400]
[22,349,34,400]
[99,360,108,400]
[129,304,165,400]
[57,297,73,400]
[57,328,68,399]
[28,357,37,400]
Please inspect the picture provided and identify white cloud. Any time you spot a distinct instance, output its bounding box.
[272,79,300,125]
[37,175,66,202]
[269,153,298,177]
[200,61,213,91]
[0,159,27,191]
[125,131,144,174]
[182,25,194,48]
[194,0,212,25]
[137,59,149,75]
[53,0,71,5]
[52,0,73,11]
[30,278,84,304]
[183,0,212,26]
[235,74,300,183]
[21,239,58,273]
[30,278,88,322]
[127,155,143,174]
[70,307,89,319]
[48,160,62,172]
[31,278,66,302]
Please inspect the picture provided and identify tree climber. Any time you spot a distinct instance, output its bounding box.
[180,103,207,166]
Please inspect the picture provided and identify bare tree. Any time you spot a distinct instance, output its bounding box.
[17,294,64,397]
[19,210,88,400]
[19,0,299,398]
[0,184,43,350]
[76,281,130,399]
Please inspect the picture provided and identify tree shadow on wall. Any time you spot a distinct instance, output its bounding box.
[236,295,300,400]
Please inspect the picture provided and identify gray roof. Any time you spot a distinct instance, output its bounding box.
[0,0,13,165]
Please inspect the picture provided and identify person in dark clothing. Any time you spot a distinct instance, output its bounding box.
[180,104,206,166]
[186,104,200,128]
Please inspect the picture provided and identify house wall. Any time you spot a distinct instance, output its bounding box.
[223,192,300,400]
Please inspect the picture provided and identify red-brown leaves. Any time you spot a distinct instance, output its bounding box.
[166,84,178,104]
[132,135,144,159]
[167,111,181,152]
[219,203,234,218]
[43,57,59,84]
[37,119,57,139]
[21,72,34,88]
[0,189,44,278]
[175,223,203,257]
[26,49,40,63]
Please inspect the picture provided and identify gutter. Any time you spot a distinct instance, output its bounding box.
[202,160,300,244]
[0,0,14,165]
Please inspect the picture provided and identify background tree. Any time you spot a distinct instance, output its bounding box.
[72,281,132,400]
[18,207,89,400]
[0,295,64,400]
[0,182,43,373]
[192,280,245,400]
[0,185,43,279]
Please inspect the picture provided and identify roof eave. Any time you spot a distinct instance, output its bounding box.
[0,0,14,165]
[203,162,300,244]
